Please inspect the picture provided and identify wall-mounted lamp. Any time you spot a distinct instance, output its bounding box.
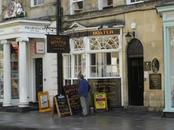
[125,31,135,43]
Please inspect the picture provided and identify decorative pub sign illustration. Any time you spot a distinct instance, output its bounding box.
[47,34,70,53]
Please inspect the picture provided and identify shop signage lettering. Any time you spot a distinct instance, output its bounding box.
[25,26,45,33]
[69,29,120,38]
[47,35,70,53]
[91,30,114,36]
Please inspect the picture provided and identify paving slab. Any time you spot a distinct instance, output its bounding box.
[0,110,174,130]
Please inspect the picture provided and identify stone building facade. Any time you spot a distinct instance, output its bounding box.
[0,0,169,112]
[157,0,174,113]
[0,0,58,109]
[61,0,164,111]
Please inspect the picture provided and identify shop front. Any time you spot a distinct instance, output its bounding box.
[63,22,123,108]
[157,3,174,112]
[0,19,57,108]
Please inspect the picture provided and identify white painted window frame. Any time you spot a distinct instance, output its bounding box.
[98,0,113,10]
[126,0,144,5]
[70,0,83,15]
[64,33,122,80]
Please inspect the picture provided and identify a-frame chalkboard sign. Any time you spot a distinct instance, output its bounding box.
[52,95,72,117]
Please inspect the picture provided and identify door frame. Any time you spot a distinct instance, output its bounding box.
[127,38,144,106]
[31,57,43,102]
[34,58,43,101]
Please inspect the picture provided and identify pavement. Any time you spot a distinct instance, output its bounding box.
[0,110,174,130]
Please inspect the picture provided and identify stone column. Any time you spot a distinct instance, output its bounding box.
[17,37,29,107]
[2,40,12,106]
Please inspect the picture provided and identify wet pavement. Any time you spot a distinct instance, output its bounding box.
[0,110,174,130]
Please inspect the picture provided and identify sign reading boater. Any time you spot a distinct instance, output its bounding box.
[47,35,70,53]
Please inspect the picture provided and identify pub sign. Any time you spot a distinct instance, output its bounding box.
[47,35,70,53]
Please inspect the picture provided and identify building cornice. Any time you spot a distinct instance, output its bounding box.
[0,19,50,28]
[63,1,160,22]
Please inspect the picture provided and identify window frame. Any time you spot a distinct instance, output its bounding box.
[70,0,84,15]
[98,0,113,10]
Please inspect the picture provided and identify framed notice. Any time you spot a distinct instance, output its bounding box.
[36,42,45,54]
[38,91,51,112]
[149,74,161,89]
[94,92,108,111]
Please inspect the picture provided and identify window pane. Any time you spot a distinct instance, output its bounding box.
[90,52,119,77]
[63,55,71,79]
[90,54,96,75]
[131,0,142,2]
[107,0,113,6]
[33,0,44,5]
[34,0,37,5]
[106,53,111,65]
[90,36,119,50]
[74,54,86,77]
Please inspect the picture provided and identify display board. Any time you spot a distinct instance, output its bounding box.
[38,91,51,112]
[54,95,72,117]
[94,92,108,112]
[64,85,81,114]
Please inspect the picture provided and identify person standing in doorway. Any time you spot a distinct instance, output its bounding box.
[78,73,89,116]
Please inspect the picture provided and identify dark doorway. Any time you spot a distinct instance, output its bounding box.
[35,58,43,101]
[127,38,144,106]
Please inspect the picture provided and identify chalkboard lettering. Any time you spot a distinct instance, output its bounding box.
[64,85,81,114]
[54,95,72,117]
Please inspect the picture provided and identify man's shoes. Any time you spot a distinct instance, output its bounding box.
[79,113,88,117]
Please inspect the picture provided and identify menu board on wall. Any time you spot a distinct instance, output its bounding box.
[64,85,81,114]
[89,78,121,108]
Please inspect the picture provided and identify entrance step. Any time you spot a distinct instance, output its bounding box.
[126,106,148,112]
[0,106,31,113]
[0,102,39,113]
[29,102,39,111]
